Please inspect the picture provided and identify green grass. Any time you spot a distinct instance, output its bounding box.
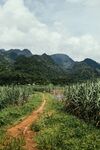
[0,93,42,146]
[0,135,25,150]
[32,94,100,150]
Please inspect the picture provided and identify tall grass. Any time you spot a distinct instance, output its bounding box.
[0,84,53,110]
[64,80,100,126]
[0,85,34,110]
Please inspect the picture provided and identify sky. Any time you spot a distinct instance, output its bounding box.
[0,0,100,62]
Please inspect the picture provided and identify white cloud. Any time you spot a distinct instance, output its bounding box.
[85,0,100,6]
[66,0,100,6]
[0,0,99,62]
[0,0,60,50]
[65,35,100,61]
[66,0,83,3]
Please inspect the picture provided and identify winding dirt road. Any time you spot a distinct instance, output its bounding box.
[7,94,46,150]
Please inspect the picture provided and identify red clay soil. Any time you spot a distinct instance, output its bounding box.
[7,96,46,150]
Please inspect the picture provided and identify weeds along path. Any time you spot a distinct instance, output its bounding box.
[7,94,46,150]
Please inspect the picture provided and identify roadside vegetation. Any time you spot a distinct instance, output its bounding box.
[0,92,42,149]
[0,85,54,149]
[32,93,100,150]
[64,79,100,126]
[0,79,100,150]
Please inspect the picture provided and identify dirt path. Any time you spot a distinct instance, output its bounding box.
[7,94,46,150]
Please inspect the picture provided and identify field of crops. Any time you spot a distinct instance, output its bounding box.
[0,85,34,110]
[0,80,100,149]
[0,84,53,110]
[0,84,55,131]
[64,79,100,126]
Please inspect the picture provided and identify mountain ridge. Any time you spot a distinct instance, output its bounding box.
[0,49,99,85]
[0,49,99,64]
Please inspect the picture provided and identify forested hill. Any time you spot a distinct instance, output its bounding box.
[0,49,100,85]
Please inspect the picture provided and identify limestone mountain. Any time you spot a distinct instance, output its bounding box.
[0,49,99,84]
[51,54,75,70]
[0,49,33,61]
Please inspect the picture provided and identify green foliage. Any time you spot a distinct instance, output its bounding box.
[0,93,42,128]
[64,79,100,126]
[0,85,35,110]
[31,123,41,132]
[0,84,53,111]
[32,94,100,150]
[0,93,42,147]
[0,53,99,85]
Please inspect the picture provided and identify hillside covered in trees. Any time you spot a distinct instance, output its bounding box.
[0,49,100,85]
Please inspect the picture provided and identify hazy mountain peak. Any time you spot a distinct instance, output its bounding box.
[83,58,100,69]
[0,49,33,60]
[51,53,75,70]
[22,49,33,57]
[42,53,48,56]
[0,49,5,52]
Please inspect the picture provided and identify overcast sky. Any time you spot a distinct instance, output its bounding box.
[0,0,100,61]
